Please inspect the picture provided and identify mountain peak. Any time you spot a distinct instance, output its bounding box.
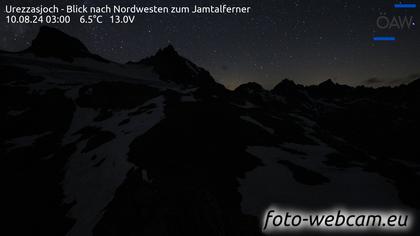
[138,45,216,87]
[319,79,336,87]
[271,79,304,95]
[24,26,107,62]
[272,79,297,91]
[280,78,296,85]
[149,44,182,62]
[159,44,177,54]
[235,82,265,94]
[408,78,420,87]
[406,78,420,92]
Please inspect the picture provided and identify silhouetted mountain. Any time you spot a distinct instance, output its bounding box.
[133,44,217,88]
[271,79,312,109]
[305,79,353,99]
[23,26,108,62]
[318,78,336,88]
[408,78,420,89]
[233,82,289,111]
[235,82,265,94]
[1,28,420,236]
[272,78,298,92]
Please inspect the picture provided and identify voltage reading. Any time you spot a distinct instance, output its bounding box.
[110,15,135,24]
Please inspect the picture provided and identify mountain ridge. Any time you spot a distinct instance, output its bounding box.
[1,26,420,236]
[3,26,419,90]
[22,26,108,63]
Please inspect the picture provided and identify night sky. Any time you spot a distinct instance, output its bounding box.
[1,0,419,89]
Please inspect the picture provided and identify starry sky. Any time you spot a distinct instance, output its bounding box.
[1,0,419,89]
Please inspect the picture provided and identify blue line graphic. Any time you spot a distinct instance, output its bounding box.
[394,4,417,8]
[373,36,396,41]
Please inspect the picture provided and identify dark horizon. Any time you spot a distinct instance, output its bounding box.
[2,25,419,91]
[1,0,419,89]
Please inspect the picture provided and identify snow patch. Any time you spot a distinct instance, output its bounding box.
[6,131,52,151]
[62,96,166,236]
[240,116,275,134]
[239,145,403,217]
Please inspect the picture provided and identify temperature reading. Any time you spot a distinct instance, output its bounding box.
[80,15,103,24]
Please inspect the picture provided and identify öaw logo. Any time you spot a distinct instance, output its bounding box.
[376,15,414,30]
[373,3,416,41]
